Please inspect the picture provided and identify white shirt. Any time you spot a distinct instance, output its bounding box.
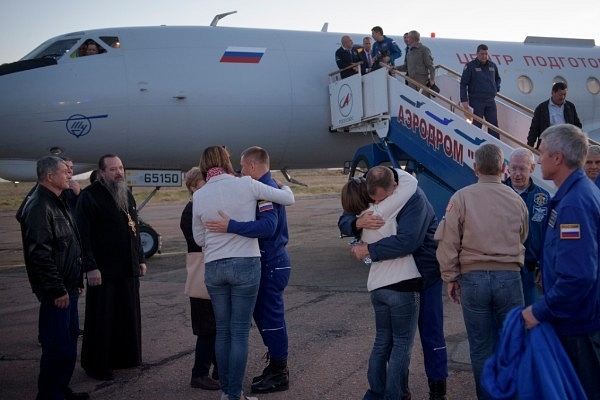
[192,174,294,263]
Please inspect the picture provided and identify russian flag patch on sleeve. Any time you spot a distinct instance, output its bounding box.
[258,200,274,212]
[560,224,581,239]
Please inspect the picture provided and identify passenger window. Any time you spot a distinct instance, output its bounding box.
[587,77,600,95]
[517,75,533,95]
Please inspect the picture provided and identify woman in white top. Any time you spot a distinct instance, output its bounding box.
[192,146,294,400]
[340,166,421,400]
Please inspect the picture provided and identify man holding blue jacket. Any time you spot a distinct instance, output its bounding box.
[522,124,600,400]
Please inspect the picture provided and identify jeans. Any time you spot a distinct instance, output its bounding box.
[363,289,419,400]
[419,279,448,381]
[37,292,79,400]
[560,330,600,400]
[205,257,260,400]
[460,270,523,400]
[253,254,291,361]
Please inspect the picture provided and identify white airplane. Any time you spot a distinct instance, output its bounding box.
[1,16,598,256]
[0,20,598,182]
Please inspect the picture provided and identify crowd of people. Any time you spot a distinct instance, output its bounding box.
[335,28,584,146]
[18,147,296,400]
[339,129,600,400]
[16,27,598,400]
[18,134,600,400]
[333,37,596,398]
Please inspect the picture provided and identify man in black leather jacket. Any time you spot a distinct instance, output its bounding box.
[20,156,88,400]
[527,82,582,149]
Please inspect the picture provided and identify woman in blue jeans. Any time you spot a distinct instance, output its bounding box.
[192,146,295,400]
[341,167,421,400]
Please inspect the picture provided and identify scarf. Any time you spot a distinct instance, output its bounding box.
[206,167,226,182]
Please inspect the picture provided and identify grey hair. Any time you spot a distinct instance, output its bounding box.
[36,156,65,182]
[510,148,535,165]
[588,144,600,157]
[475,143,503,175]
[540,124,588,169]
[408,30,420,41]
[184,166,203,193]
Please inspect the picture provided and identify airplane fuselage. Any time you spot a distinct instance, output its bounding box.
[0,26,598,181]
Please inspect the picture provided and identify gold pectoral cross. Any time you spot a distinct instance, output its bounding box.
[126,212,137,236]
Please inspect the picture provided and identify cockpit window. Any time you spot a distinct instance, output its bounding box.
[73,39,106,57]
[100,36,121,49]
[0,35,121,76]
[71,37,120,58]
[25,38,80,61]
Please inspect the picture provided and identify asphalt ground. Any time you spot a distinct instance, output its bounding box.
[0,194,476,400]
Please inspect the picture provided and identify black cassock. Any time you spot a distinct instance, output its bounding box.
[76,181,145,373]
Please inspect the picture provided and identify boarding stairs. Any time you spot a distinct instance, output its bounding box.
[328,64,555,218]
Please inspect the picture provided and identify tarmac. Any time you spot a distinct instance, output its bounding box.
[0,194,477,400]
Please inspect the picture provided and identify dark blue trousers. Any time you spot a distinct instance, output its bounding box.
[37,292,79,400]
[469,99,499,138]
[560,330,600,400]
[418,279,448,381]
[253,254,290,361]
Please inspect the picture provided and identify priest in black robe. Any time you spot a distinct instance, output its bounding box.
[76,154,147,381]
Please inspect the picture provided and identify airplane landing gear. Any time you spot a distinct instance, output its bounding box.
[138,219,161,259]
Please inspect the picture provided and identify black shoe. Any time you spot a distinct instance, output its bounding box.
[252,364,271,384]
[85,368,114,381]
[190,375,220,390]
[64,391,90,400]
[252,352,271,383]
[251,359,289,394]
[251,371,289,393]
[428,379,447,400]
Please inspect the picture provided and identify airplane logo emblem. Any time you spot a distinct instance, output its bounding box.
[45,114,108,138]
[66,114,92,138]
[338,84,353,117]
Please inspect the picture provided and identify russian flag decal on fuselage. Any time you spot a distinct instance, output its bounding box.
[220,47,266,63]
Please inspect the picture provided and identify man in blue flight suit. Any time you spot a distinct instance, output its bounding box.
[504,148,549,306]
[371,26,402,67]
[522,124,600,400]
[338,169,448,400]
[204,146,291,394]
[460,44,501,138]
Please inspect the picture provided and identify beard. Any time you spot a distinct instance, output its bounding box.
[102,178,129,210]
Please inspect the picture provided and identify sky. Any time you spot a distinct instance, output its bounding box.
[1,0,598,65]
